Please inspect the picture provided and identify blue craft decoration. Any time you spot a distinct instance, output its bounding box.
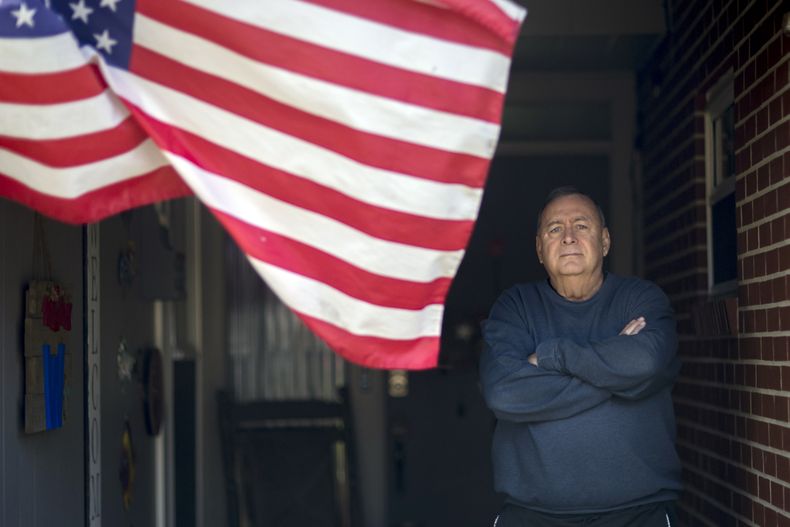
[41,343,65,430]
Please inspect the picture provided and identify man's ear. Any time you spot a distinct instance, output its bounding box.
[602,227,611,257]
[536,235,543,264]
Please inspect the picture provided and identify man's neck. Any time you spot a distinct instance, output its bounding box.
[549,272,605,302]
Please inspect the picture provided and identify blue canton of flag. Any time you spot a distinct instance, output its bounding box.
[0,0,133,66]
[51,0,134,67]
[0,0,68,37]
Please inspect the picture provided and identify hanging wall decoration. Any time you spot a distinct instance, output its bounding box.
[119,419,136,511]
[24,215,72,434]
[142,348,163,436]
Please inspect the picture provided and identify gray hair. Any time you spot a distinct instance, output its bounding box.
[536,186,606,233]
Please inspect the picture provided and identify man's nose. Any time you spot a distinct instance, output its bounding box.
[562,229,577,244]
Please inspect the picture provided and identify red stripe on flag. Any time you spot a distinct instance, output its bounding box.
[439,0,524,46]
[136,0,506,123]
[0,65,107,104]
[215,209,453,310]
[131,108,477,251]
[0,166,191,224]
[129,46,490,187]
[297,313,441,369]
[0,117,150,167]
[302,0,513,54]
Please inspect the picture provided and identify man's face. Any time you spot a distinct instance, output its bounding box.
[535,194,610,282]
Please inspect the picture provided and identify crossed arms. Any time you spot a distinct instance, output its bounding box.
[479,284,680,423]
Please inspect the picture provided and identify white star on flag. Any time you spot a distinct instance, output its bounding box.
[93,29,117,53]
[99,0,121,12]
[11,2,36,27]
[69,0,93,23]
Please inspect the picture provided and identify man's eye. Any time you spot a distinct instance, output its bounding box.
[549,227,562,233]
[576,224,588,230]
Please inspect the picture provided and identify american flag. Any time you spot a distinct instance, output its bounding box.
[0,0,525,369]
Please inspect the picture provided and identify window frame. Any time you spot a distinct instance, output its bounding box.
[704,72,737,297]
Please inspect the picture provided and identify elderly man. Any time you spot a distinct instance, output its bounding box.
[480,186,682,526]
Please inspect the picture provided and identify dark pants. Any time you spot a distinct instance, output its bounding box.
[493,501,677,527]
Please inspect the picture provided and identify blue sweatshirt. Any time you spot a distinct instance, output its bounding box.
[480,273,683,514]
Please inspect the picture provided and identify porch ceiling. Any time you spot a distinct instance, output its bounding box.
[512,0,666,71]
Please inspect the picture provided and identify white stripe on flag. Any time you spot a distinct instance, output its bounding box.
[106,67,485,221]
[488,0,529,21]
[185,0,513,92]
[247,256,445,339]
[0,140,169,197]
[0,33,88,73]
[0,91,131,140]
[134,14,502,157]
[165,152,465,282]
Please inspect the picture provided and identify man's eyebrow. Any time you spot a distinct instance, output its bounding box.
[544,215,592,226]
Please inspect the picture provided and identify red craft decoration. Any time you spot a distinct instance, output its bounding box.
[42,284,72,331]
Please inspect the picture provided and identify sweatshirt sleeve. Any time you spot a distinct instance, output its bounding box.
[535,280,680,400]
[480,290,611,422]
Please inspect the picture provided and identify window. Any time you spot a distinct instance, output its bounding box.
[705,74,737,296]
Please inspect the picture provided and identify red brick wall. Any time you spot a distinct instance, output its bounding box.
[638,1,789,525]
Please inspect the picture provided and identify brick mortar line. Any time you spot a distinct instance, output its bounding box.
[642,146,703,179]
[738,268,790,285]
[739,330,790,342]
[655,267,708,287]
[676,488,738,527]
[643,152,705,180]
[739,237,790,258]
[642,0,735,128]
[641,105,696,161]
[676,437,790,491]
[642,128,701,177]
[677,438,790,523]
[643,173,701,217]
[735,112,790,158]
[675,376,790,396]
[642,0,772,134]
[734,43,788,99]
[677,419,790,476]
[666,289,709,303]
[733,32,789,106]
[644,186,705,229]
[640,78,695,142]
[645,244,707,272]
[641,113,697,169]
[645,219,706,248]
[676,417,790,462]
[671,0,714,45]
[676,459,772,526]
[736,151,790,204]
[645,209,707,237]
[675,395,790,428]
[736,144,790,182]
[677,505,719,527]
[734,75,790,132]
[677,357,790,366]
[737,194,790,234]
[739,330,790,338]
[676,333,735,342]
[740,299,790,310]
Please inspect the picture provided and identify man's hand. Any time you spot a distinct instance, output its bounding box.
[620,317,646,336]
[527,317,646,367]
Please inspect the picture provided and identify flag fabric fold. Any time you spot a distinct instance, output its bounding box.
[0,0,525,369]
